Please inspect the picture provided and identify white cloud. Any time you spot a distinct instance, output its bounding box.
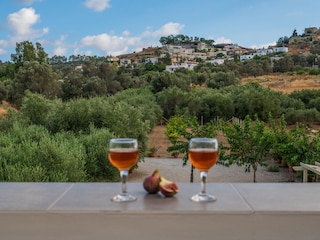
[0,40,8,48]
[214,37,232,44]
[7,8,49,42]
[52,46,67,56]
[0,40,9,58]
[0,49,8,55]
[141,22,184,38]
[78,22,184,56]
[84,0,111,12]
[122,30,131,37]
[73,48,93,57]
[52,35,70,56]
[80,33,141,56]
[250,42,276,49]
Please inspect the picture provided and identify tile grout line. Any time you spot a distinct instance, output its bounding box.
[47,183,75,210]
[231,183,255,213]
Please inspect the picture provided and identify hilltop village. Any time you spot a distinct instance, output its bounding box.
[113,27,320,72]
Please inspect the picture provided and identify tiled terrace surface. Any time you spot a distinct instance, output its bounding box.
[0,182,319,239]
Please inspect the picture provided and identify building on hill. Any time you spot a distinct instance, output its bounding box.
[289,27,320,44]
[115,32,315,69]
[165,61,198,72]
[240,46,288,61]
[206,58,225,65]
[304,27,319,35]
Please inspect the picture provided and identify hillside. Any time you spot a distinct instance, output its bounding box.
[242,73,320,93]
[1,73,320,116]
[1,73,320,159]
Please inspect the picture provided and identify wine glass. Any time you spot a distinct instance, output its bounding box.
[188,138,219,202]
[108,138,139,202]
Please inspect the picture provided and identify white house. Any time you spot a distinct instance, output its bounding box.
[273,47,288,53]
[206,59,225,65]
[165,61,198,72]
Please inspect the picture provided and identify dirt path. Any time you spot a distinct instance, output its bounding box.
[147,125,172,158]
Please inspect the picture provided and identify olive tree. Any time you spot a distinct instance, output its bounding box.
[224,83,283,121]
[206,71,240,89]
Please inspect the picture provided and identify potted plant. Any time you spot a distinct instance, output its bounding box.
[171,151,180,158]
[148,146,160,157]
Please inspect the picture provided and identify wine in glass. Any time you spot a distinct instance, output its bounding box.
[188,138,219,202]
[108,138,139,202]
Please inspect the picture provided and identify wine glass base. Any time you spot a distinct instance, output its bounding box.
[112,193,137,202]
[191,193,216,202]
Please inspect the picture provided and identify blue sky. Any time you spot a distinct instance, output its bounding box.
[0,0,319,61]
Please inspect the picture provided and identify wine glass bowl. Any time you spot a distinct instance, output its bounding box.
[108,138,139,202]
[188,138,219,202]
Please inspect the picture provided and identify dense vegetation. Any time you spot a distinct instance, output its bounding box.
[0,40,320,182]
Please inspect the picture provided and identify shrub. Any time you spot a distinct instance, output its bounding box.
[79,126,119,181]
[275,124,320,167]
[285,108,320,124]
[0,123,87,182]
[309,69,319,75]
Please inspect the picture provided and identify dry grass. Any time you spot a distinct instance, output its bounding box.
[242,73,320,94]
[0,108,7,116]
[0,101,17,116]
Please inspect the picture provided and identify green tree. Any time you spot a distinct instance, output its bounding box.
[11,61,61,105]
[158,52,172,65]
[11,41,48,67]
[206,71,240,88]
[49,55,68,65]
[223,115,273,182]
[60,66,84,100]
[289,89,320,107]
[165,115,218,182]
[285,108,320,124]
[82,76,107,98]
[155,86,193,119]
[224,83,283,121]
[291,29,298,38]
[309,97,320,111]
[150,72,174,93]
[311,41,320,55]
[0,62,16,80]
[82,61,99,77]
[241,58,272,77]
[276,36,289,47]
[0,79,14,102]
[273,56,294,72]
[196,88,234,122]
[271,122,320,181]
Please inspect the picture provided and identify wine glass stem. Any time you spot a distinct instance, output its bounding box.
[120,171,128,194]
[200,172,207,194]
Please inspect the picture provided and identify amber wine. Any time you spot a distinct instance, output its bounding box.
[108,149,139,171]
[188,149,219,172]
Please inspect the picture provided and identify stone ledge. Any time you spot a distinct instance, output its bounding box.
[0,183,319,240]
[0,182,320,212]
